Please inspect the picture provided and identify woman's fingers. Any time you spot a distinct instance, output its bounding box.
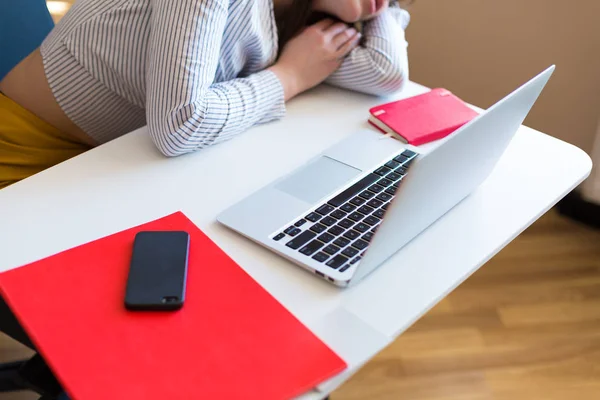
[335,32,361,59]
[331,26,358,50]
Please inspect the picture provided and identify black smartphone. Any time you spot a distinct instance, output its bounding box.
[124,231,190,311]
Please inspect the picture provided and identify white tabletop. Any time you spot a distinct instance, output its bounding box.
[0,82,592,398]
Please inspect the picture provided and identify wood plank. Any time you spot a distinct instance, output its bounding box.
[334,210,600,399]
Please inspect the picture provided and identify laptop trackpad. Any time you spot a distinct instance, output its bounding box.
[275,156,361,204]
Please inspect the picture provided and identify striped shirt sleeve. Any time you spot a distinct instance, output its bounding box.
[146,0,286,157]
[325,7,410,96]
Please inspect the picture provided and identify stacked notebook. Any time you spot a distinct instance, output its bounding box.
[369,88,479,146]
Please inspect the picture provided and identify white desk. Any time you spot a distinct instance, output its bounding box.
[0,82,592,399]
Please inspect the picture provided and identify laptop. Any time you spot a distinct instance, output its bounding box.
[217,66,555,287]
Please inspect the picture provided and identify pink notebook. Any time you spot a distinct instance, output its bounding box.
[369,88,479,145]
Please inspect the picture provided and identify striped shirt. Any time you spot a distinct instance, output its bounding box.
[41,0,410,157]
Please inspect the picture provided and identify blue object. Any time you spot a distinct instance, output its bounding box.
[0,0,55,81]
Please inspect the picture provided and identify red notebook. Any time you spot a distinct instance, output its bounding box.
[0,212,346,400]
[369,88,479,146]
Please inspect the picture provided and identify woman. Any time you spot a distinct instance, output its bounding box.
[0,0,410,190]
[0,1,410,397]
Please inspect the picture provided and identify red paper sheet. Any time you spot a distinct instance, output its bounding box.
[0,212,346,399]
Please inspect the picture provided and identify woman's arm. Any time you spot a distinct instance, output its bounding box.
[146,0,286,157]
[325,6,410,96]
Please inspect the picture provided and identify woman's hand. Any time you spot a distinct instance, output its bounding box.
[269,19,361,100]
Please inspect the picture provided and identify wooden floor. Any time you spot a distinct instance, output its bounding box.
[1,210,598,400]
[332,209,600,400]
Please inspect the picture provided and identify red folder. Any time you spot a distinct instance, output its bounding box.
[369,88,479,146]
[0,212,346,400]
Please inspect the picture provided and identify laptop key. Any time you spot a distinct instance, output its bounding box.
[395,166,408,175]
[320,216,337,227]
[373,209,385,219]
[385,186,397,196]
[359,190,376,200]
[323,244,341,255]
[333,237,351,247]
[339,264,352,272]
[352,239,369,251]
[362,232,374,242]
[309,223,327,234]
[368,184,385,193]
[370,225,380,233]
[285,231,317,250]
[385,160,400,169]
[393,154,410,164]
[312,252,330,263]
[273,233,286,241]
[377,178,393,187]
[350,196,366,206]
[363,216,380,226]
[305,212,321,223]
[343,230,361,240]
[366,199,384,208]
[377,193,393,202]
[402,150,417,158]
[330,209,347,220]
[382,202,390,210]
[318,232,335,243]
[340,203,357,213]
[342,247,359,258]
[328,225,345,236]
[284,227,301,236]
[354,223,370,233]
[358,205,374,215]
[348,212,364,222]
[338,218,355,229]
[316,204,335,215]
[328,173,380,207]
[350,256,362,264]
[374,166,392,176]
[326,254,349,270]
[294,219,307,227]
[300,240,325,256]
[387,172,402,181]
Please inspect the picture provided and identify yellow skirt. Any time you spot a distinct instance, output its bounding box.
[0,93,91,190]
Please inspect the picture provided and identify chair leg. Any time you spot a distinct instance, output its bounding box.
[19,354,63,397]
[0,360,29,392]
[557,190,600,228]
[0,354,63,395]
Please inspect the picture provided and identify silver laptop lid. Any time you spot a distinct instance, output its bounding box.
[349,66,555,285]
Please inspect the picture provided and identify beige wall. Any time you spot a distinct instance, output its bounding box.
[405,0,600,154]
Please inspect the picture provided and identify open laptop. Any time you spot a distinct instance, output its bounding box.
[217,66,555,287]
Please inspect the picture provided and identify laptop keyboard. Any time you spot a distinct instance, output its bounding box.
[272,150,418,273]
